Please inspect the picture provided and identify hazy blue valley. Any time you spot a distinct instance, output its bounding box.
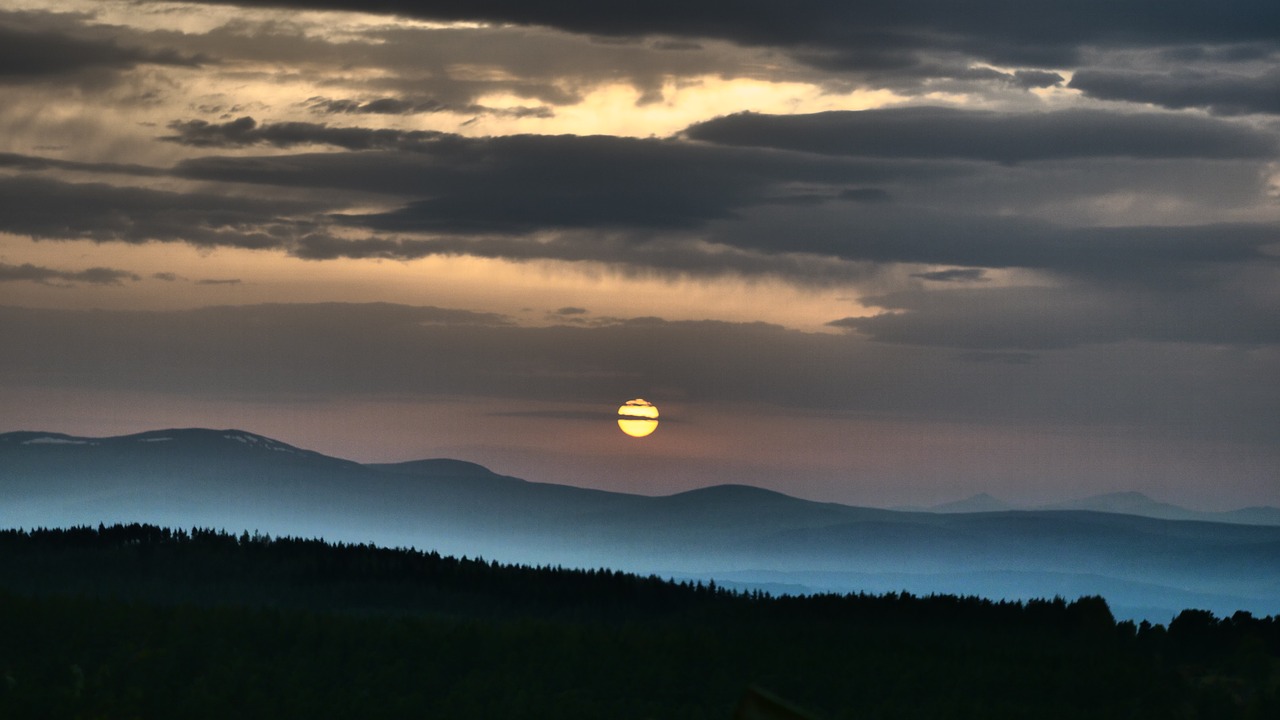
[4,428,1278,624]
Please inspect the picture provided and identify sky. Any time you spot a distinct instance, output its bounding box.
[1,0,1277,510]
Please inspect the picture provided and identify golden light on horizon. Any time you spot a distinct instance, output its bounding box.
[617,398,659,438]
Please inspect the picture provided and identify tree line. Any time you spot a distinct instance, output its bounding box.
[0,523,1276,718]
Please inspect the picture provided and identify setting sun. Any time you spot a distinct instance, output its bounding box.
[617,398,659,438]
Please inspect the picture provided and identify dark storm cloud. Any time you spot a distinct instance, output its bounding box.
[684,108,1277,162]
[290,232,883,286]
[7,130,1274,286]
[0,152,883,283]
[149,272,240,285]
[171,130,928,234]
[172,129,930,189]
[0,175,323,248]
[837,188,892,203]
[91,14,753,117]
[0,152,167,178]
[1011,70,1065,89]
[165,0,1280,70]
[910,269,988,283]
[161,117,448,151]
[0,23,204,81]
[1162,43,1277,63]
[707,206,1279,282]
[165,125,1280,282]
[1069,68,1280,115]
[0,262,140,286]
[829,284,1280,349]
[305,96,554,119]
[1,302,1274,443]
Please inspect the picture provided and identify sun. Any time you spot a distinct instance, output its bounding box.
[617,398,659,438]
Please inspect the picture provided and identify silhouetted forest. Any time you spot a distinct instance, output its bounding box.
[1,524,1277,718]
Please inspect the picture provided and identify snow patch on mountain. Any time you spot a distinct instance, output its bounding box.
[222,432,297,454]
[21,437,95,446]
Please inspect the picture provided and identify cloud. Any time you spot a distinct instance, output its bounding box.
[1011,70,1064,89]
[288,231,883,286]
[165,121,902,243]
[829,283,1280,349]
[2,303,838,404]
[164,0,1280,72]
[304,97,454,115]
[0,262,140,286]
[684,107,1277,162]
[173,131,911,234]
[0,152,166,178]
[554,307,589,315]
[910,269,988,283]
[305,96,554,119]
[163,132,1278,283]
[0,302,853,410]
[1069,68,1280,115]
[0,159,879,284]
[151,271,239,285]
[837,188,892,203]
[4,131,1274,289]
[0,174,326,248]
[173,128,929,189]
[1,301,1273,444]
[0,22,204,82]
[706,203,1279,282]
[161,117,448,151]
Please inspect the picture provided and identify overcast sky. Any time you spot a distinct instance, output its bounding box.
[1,0,1277,509]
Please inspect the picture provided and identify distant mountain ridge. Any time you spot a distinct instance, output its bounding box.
[3,428,1280,622]
[918,490,1280,526]
[923,492,1014,514]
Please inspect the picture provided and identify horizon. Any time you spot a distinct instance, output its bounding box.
[4,425,1276,516]
[1,1,1278,513]
[7,423,1280,625]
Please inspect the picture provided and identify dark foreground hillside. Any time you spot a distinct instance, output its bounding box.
[1,525,1277,719]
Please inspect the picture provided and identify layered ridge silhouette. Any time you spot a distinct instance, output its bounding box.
[4,428,1278,622]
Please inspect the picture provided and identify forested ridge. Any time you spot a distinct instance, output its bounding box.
[1,524,1277,719]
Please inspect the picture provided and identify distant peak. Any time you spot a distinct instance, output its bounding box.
[1038,491,1199,520]
[367,458,506,479]
[930,493,1013,513]
[1095,491,1155,501]
[218,430,289,447]
[1046,491,1163,508]
[0,431,98,446]
[208,429,311,456]
[665,484,800,503]
[120,427,293,448]
[3,428,316,456]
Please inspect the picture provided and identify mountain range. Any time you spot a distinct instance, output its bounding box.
[904,491,1280,526]
[3,428,1279,622]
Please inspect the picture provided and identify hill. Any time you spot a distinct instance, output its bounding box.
[3,428,1280,621]
[912,491,1280,525]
